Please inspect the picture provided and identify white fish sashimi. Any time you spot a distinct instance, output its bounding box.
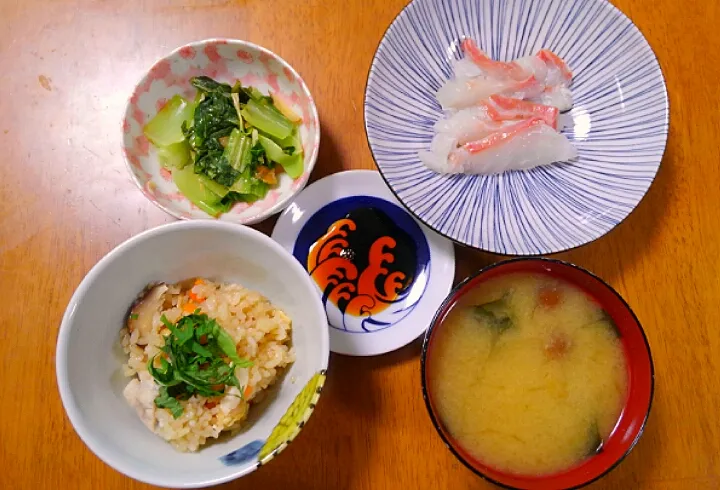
[441,39,574,111]
[436,75,545,110]
[451,58,485,79]
[534,86,574,112]
[433,96,559,145]
[422,119,577,175]
[514,55,549,84]
[433,105,511,144]
[419,132,458,173]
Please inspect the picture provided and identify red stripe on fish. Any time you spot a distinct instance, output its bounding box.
[537,49,573,82]
[489,95,559,129]
[463,118,546,154]
[461,38,527,81]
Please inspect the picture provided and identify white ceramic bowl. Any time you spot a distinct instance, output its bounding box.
[122,39,320,223]
[56,221,329,488]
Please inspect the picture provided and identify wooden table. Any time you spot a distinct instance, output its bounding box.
[1,0,718,488]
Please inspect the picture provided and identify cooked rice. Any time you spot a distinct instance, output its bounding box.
[120,279,295,452]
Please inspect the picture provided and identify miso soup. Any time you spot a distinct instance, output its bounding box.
[427,273,628,476]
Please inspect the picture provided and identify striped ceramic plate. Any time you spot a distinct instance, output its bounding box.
[364,0,669,255]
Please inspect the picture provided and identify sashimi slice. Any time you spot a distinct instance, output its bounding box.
[461,39,527,81]
[513,55,550,84]
[534,86,574,112]
[422,119,577,175]
[433,115,514,146]
[451,58,484,80]
[433,96,558,144]
[436,74,544,110]
[456,40,573,109]
[419,133,458,174]
[461,40,564,89]
[537,49,573,84]
[489,95,559,129]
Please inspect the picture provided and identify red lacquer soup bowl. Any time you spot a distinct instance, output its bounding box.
[421,258,654,490]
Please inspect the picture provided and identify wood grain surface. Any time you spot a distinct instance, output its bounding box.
[1,0,718,489]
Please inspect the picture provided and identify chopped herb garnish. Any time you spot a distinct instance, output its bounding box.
[154,386,184,419]
[129,313,139,320]
[148,313,253,418]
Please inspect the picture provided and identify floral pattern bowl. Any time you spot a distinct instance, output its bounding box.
[122,39,320,223]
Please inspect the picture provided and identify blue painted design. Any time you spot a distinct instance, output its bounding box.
[364,0,669,255]
[220,439,264,466]
[293,196,431,333]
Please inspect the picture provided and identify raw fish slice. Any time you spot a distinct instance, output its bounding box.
[461,39,528,81]
[458,40,573,110]
[434,102,501,132]
[534,86,573,113]
[422,119,577,175]
[451,58,484,80]
[488,95,559,129]
[513,56,550,84]
[433,97,558,144]
[537,49,573,85]
[461,40,552,85]
[436,75,545,110]
[434,114,514,146]
[419,133,458,173]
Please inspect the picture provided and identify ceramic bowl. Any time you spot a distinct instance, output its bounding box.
[56,221,329,488]
[421,258,654,489]
[123,39,320,223]
[365,0,669,255]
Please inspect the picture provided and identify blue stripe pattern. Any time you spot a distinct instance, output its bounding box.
[364,0,669,255]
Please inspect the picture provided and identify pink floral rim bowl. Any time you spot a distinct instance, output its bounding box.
[122,39,320,223]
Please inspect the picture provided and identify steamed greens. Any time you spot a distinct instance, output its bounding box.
[143,76,304,217]
[148,312,253,419]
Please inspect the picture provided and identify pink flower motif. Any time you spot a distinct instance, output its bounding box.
[155,98,168,112]
[242,73,259,86]
[135,135,149,157]
[132,107,145,126]
[204,44,222,63]
[167,192,186,202]
[229,202,250,214]
[179,46,196,59]
[150,60,172,82]
[266,73,280,93]
[125,151,139,167]
[122,119,131,134]
[258,51,273,63]
[237,50,254,64]
[283,67,295,82]
[159,167,172,182]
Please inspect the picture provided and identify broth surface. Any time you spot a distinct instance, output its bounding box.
[428,273,628,476]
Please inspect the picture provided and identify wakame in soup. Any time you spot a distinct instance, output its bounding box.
[427,273,628,476]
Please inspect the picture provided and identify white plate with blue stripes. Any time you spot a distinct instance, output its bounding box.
[364,0,669,255]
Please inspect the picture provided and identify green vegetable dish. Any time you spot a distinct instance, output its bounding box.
[143,76,305,217]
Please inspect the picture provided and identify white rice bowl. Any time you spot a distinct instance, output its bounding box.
[56,221,329,488]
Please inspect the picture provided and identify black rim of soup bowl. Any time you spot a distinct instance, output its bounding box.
[420,257,655,490]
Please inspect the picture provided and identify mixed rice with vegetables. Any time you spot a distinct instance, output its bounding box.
[121,278,294,452]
